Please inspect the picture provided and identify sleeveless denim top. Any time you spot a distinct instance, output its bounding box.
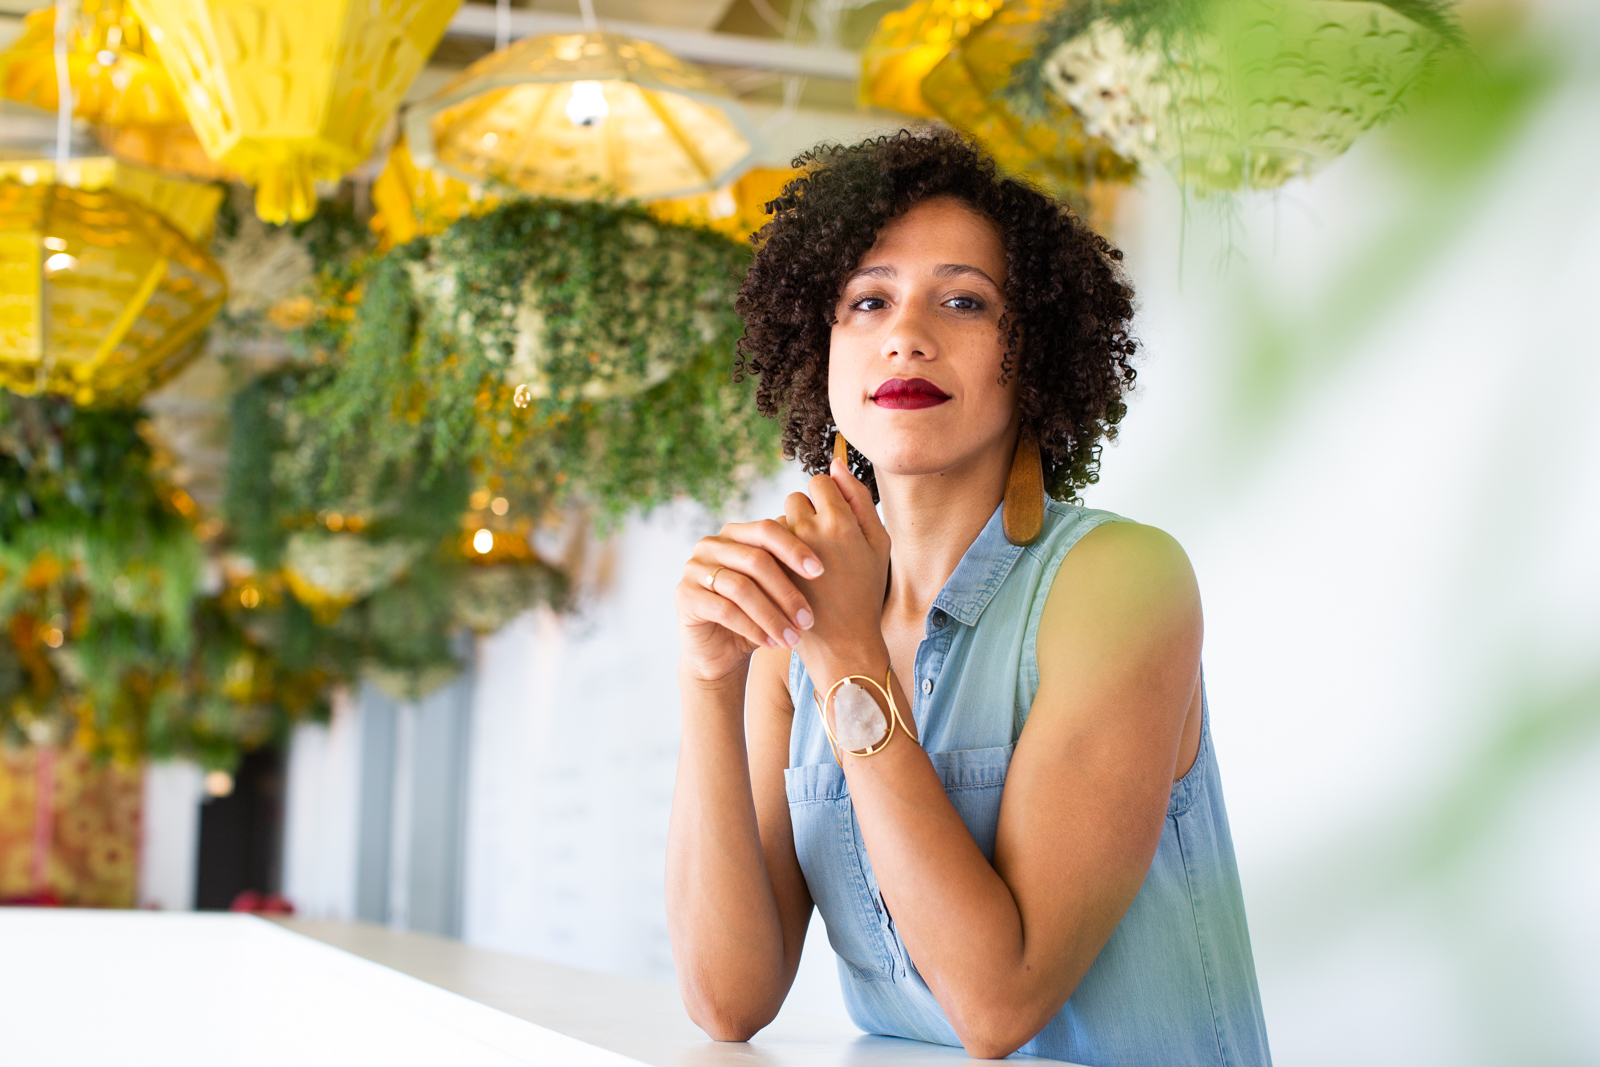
[785,501,1272,1067]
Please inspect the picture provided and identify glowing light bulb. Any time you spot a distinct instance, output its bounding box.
[566,81,609,127]
[44,252,77,273]
[44,236,66,251]
[473,528,495,554]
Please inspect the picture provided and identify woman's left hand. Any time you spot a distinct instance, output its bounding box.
[784,458,892,681]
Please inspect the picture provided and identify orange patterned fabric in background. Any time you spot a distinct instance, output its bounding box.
[0,748,141,907]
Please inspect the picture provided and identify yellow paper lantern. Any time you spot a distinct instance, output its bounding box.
[860,0,998,117]
[0,0,185,126]
[369,136,502,251]
[0,181,225,406]
[405,31,762,202]
[95,121,240,183]
[127,0,463,224]
[647,166,800,243]
[0,156,223,243]
[919,0,1136,204]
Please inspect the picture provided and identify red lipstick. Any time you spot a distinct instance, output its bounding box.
[871,377,951,410]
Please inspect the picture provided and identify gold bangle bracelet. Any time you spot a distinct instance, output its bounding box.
[812,667,912,764]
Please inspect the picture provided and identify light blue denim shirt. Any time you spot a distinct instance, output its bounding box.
[785,500,1272,1066]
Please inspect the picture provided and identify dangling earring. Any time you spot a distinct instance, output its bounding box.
[833,429,849,468]
[1002,424,1045,546]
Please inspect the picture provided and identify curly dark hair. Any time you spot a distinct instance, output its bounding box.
[734,128,1137,502]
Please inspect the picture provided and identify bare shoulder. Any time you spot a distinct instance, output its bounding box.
[1040,520,1202,658]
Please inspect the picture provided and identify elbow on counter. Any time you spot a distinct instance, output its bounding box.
[678,971,778,1044]
[945,988,1060,1060]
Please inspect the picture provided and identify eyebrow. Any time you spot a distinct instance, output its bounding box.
[844,263,1003,288]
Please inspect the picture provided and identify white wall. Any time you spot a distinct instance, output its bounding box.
[139,761,203,911]
[1072,41,1600,1064]
[281,692,363,921]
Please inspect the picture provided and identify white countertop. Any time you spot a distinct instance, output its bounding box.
[0,910,1079,1066]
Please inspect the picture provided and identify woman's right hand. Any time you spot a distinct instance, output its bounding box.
[676,519,826,684]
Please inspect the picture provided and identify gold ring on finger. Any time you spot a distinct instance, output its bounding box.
[705,566,726,593]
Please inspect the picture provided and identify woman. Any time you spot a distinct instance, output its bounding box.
[667,130,1271,1066]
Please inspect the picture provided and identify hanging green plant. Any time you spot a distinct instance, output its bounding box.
[1003,0,1461,193]
[0,392,325,767]
[221,365,570,698]
[292,197,782,528]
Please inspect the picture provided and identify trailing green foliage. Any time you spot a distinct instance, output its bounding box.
[293,198,781,529]
[0,394,322,766]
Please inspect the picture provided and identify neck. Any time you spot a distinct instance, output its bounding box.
[875,425,1018,623]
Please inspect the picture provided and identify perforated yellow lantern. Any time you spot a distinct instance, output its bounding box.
[0,156,224,244]
[646,166,800,243]
[918,0,1136,203]
[0,0,186,126]
[0,182,226,406]
[127,0,463,224]
[406,32,761,202]
[860,0,998,117]
[369,136,502,251]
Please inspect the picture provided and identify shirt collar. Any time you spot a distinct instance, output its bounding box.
[930,503,1025,630]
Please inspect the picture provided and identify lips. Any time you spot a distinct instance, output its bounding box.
[871,377,951,410]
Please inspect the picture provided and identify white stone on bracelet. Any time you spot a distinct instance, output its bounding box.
[833,682,887,751]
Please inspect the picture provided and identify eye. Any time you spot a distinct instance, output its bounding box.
[849,295,888,312]
[944,295,985,311]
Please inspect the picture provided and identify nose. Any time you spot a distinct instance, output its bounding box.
[879,301,937,362]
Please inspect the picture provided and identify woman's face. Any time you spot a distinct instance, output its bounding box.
[828,196,1017,487]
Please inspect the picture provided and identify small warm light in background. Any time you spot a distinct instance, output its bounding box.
[239,586,261,609]
[325,511,344,530]
[513,383,533,408]
[472,528,494,555]
[470,488,491,511]
[96,49,116,67]
[204,770,234,798]
[43,236,66,250]
[42,627,63,648]
[565,80,609,127]
[481,131,498,148]
[44,252,77,273]
[490,496,509,515]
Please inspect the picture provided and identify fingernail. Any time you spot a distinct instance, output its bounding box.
[767,636,780,648]
[803,558,823,577]
[796,608,814,629]
[783,628,800,648]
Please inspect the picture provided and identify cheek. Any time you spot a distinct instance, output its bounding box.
[826,328,868,419]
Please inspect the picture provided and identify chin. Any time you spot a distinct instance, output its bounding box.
[855,437,963,479]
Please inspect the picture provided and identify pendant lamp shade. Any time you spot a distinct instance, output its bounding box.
[96,121,241,183]
[370,136,502,250]
[128,0,462,224]
[0,156,224,244]
[860,0,998,117]
[405,32,762,202]
[0,182,226,406]
[919,0,1136,201]
[0,0,186,126]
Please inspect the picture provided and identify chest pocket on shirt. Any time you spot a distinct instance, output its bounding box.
[785,746,1013,983]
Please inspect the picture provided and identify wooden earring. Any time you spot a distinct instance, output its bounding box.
[1002,424,1045,546]
[833,430,849,468]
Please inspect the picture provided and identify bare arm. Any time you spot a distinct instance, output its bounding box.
[666,524,824,1038]
[790,466,1202,1058]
